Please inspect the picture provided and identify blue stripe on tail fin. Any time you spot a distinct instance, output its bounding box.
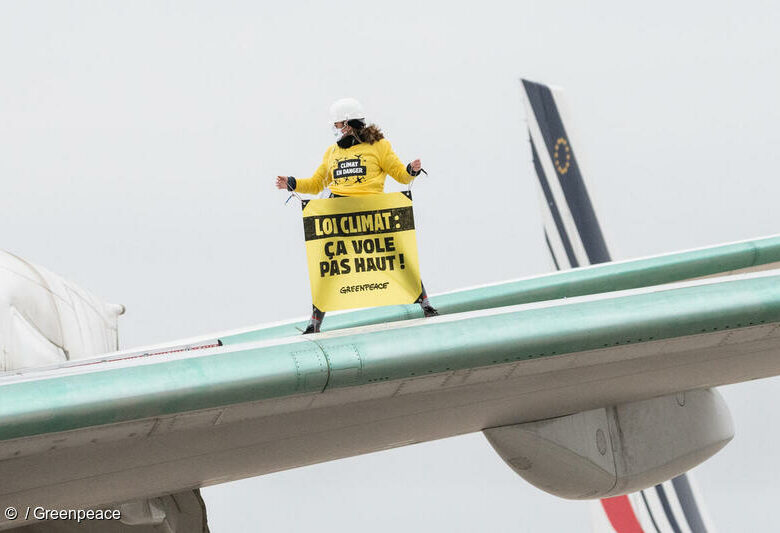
[521,79,714,533]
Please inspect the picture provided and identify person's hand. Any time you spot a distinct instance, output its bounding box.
[275,176,289,190]
[410,159,422,173]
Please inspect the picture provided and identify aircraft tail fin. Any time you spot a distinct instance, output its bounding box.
[593,475,716,533]
[521,78,611,269]
[520,79,716,533]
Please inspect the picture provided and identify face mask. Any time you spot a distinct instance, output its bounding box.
[332,125,346,139]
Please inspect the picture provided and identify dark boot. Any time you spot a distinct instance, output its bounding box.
[302,305,325,335]
[422,303,439,317]
[417,283,438,317]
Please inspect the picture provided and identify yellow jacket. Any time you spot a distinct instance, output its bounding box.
[294,138,414,196]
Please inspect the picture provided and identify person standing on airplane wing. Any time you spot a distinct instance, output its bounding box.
[275,97,438,334]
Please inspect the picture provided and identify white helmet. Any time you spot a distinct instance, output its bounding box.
[329,97,365,124]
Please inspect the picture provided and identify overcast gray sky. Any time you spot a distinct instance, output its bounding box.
[2,1,779,531]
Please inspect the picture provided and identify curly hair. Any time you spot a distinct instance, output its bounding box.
[356,124,384,144]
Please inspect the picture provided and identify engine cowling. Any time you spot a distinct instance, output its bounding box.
[483,388,733,499]
[0,251,124,371]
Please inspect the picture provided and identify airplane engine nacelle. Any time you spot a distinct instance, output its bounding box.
[483,388,733,499]
[0,252,211,531]
[0,251,124,371]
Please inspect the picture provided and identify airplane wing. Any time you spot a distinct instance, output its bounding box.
[0,252,209,532]
[2,236,780,529]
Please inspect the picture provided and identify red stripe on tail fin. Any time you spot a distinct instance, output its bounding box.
[601,496,645,533]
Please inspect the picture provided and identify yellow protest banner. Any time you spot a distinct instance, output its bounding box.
[302,192,422,312]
